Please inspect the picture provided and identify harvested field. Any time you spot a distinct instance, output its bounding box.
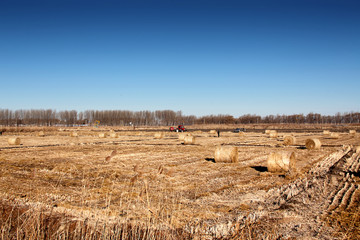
[0,125,359,239]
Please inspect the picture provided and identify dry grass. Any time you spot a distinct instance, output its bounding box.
[0,124,359,239]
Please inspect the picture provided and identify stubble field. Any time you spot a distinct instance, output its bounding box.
[0,125,359,239]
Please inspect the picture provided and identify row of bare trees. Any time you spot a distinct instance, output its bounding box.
[0,109,359,126]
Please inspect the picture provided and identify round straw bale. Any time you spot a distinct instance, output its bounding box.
[214,146,238,163]
[8,137,21,145]
[70,132,78,137]
[265,129,271,134]
[209,130,217,134]
[323,130,330,135]
[154,132,164,139]
[37,131,45,137]
[305,138,321,150]
[269,130,278,138]
[178,132,190,140]
[330,132,340,139]
[267,151,295,173]
[283,135,296,146]
[184,136,196,145]
[99,133,107,138]
[349,130,356,135]
[109,132,118,138]
[355,146,360,153]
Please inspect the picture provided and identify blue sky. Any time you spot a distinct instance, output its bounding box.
[1,0,359,117]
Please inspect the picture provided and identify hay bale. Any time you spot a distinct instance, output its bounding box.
[209,130,217,134]
[355,146,360,153]
[323,130,331,135]
[214,146,238,163]
[99,133,107,138]
[283,135,296,146]
[109,132,118,138]
[37,131,45,137]
[178,132,190,140]
[154,132,164,139]
[269,130,278,138]
[70,132,78,137]
[265,129,271,134]
[349,130,356,135]
[184,136,196,145]
[330,132,340,139]
[8,137,21,145]
[267,151,295,173]
[305,138,321,150]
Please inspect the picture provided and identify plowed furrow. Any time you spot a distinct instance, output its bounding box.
[347,187,360,209]
[328,182,350,212]
[338,183,356,211]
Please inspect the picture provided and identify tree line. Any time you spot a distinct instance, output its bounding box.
[0,109,359,126]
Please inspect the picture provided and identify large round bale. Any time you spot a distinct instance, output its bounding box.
[305,138,321,150]
[154,132,164,139]
[8,137,21,145]
[330,132,340,139]
[267,151,295,173]
[214,146,238,163]
[355,146,360,153]
[265,129,271,134]
[70,132,78,137]
[37,131,45,137]
[349,130,356,135]
[283,135,296,146]
[269,130,278,138]
[109,132,118,138]
[178,132,190,140]
[184,136,196,145]
[99,133,107,138]
[323,130,331,135]
[209,130,217,134]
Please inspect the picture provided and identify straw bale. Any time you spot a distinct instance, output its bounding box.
[265,129,271,134]
[214,146,238,163]
[323,130,330,135]
[269,130,278,138]
[178,132,191,140]
[267,151,295,173]
[349,130,356,135]
[70,132,78,137]
[99,133,107,138]
[184,136,196,145]
[305,138,321,150]
[330,132,340,139]
[37,131,45,137]
[8,137,21,145]
[283,135,296,146]
[209,130,217,134]
[109,132,118,138]
[154,132,164,139]
[355,146,360,153]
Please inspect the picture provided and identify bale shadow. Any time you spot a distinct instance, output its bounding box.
[251,166,268,172]
[205,158,215,163]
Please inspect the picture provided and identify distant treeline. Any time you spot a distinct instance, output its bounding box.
[0,109,359,126]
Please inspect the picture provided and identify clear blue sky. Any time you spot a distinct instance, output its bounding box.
[1,0,359,117]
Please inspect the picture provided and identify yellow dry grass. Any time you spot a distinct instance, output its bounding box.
[0,125,359,238]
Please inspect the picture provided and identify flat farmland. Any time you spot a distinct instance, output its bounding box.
[0,125,359,239]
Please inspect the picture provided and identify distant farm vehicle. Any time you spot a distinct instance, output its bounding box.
[233,128,246,133]
[170,125,186,132]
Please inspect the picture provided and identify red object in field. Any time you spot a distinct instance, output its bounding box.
[169,125,186,132]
